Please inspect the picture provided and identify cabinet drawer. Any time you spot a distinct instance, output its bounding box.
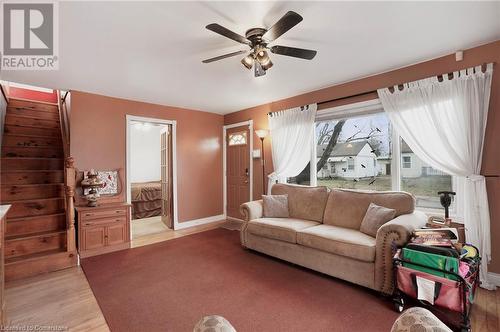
[81,208,127,220]
[81,216,126,227]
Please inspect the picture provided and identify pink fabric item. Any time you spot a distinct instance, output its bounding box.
[459,261,470,277]
[396,266,471,313]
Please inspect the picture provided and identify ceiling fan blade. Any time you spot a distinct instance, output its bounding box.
[263,11,303,42]
[202,50,247,63]
[206,23,251,45]
[270,45,317,60]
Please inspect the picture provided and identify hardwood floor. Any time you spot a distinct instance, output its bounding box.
[4,221,499,331]
[131,216,169,239]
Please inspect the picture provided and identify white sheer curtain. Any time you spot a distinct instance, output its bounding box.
[267,104,317,193]
[378,63,494,289]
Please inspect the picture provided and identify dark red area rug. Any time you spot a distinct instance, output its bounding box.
[81,228,399,332]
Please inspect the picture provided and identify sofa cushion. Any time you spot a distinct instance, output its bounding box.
[359,203,397,237]
[271,184,328,222]
[247,218,320,244]
[262,194,289,218]
[297,224,377,262]
[323,189,415,229]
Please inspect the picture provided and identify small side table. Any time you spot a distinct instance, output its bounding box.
[76,203,131,258]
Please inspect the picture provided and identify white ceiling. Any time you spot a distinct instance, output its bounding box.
[2,1,499,114]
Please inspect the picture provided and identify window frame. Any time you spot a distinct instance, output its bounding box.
[402,155,412,169]
[308,99,459,218]
[347,158,355,171]
[228,131,247,146]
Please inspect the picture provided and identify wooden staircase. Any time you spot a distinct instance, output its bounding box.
[0,97,77,281]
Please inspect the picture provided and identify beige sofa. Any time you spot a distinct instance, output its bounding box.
[240,184,427,295]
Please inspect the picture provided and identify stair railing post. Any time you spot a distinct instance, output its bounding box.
[65,156,76,252]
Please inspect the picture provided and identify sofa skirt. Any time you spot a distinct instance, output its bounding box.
[244,232,376,290]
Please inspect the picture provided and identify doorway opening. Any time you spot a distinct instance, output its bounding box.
[126,116,177,241]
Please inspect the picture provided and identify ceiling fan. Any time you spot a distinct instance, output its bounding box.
[202,11,317,77]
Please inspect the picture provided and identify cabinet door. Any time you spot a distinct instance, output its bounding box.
[83,226,106,250]
[106,222,127,246]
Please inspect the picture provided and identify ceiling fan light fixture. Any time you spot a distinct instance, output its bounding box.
[257,50,273,70]
[241,54,254,70]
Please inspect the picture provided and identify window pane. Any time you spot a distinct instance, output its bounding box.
[313,113,393,191]
[400,139,453,209]
[228,132,247,146]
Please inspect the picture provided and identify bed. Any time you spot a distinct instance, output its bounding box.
[131,181,162,219]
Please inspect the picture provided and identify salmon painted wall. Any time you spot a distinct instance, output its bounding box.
[7,86,58,103]
[70,91,223,223]
[224,40,500,272]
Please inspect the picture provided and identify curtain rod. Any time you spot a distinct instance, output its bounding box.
[267,62,495,116]
[267,104,311,116]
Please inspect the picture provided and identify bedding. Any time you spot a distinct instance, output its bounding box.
[131,181,162,219]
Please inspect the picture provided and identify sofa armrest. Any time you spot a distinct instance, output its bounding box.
[239,200,263,222]
[374,211,427,295]
[239,200,263,247]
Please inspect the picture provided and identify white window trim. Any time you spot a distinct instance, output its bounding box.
[310,99,460,218]
[402,156,412,169]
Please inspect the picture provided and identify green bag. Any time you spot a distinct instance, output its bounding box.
[402,248,459,281]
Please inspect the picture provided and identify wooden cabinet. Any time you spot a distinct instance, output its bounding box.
[76,203,131,258]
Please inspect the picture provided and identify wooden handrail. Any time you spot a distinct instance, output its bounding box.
[57,90,70,157]
[57,90,76,253]
[0,84,8,104]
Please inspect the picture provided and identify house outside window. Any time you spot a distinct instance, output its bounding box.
[291,100,454,211]
[347,158,355,170]
[402,156,412,168]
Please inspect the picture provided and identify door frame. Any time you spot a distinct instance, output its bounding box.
[125,115,179,231]
[223,120,253,221]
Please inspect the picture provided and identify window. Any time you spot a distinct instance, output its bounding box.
[296,100,455,211]
[301,112,393,192]
[228,132,247,146]
[400,139,453,210]
[347,158,355,170]
[402,156,411,168]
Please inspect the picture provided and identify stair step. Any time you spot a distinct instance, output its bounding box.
[1,183,64,201]
[8,98,59,112]
[5,230,66,259]
[5,249,76,281]
[3,197,65,218]
[7,107,59,121]
[5,114,59,129]
[0,170,64,185]
[5,248,67,265]
[4,124,61,138]
[1,146,63,158]
[6,213,66,237]
[1,157,63,170]
[2,134,62,148]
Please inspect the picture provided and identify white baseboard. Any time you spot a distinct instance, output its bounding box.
[226,216,244,223]
[174,214,225,230]
[488,272,500,287]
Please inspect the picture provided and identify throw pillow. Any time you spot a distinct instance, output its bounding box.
[262,194,289,218]
[360,203,396,237]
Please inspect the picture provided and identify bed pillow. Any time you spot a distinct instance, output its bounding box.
[359,203,396,237]
[262,195,289,218]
